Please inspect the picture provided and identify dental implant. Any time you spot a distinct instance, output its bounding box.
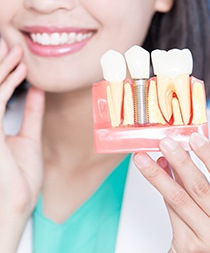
[133,79,149,124]
[125,45,150,125]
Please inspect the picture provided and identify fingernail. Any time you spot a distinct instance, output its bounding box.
[157,157,168,169]
[160,138,178,152]
[190,133,208,149]
[134,153,150,169]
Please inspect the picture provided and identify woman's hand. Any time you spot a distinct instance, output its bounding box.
[134,133,210,253]
[0,38,45,252]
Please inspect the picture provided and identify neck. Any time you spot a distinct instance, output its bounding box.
[42,86,125,173]
[43,86,93,168]
[41,85,126,222]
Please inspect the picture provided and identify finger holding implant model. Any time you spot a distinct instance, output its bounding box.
[92,45,208,153]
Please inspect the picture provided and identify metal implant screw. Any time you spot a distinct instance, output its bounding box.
[133,79,149,125]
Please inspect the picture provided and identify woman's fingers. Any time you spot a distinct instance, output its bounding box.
[159,137,210,217]
[0,44,26,130]
[19,87,45,143]
[133,152,210,239]
[190,133,210,172]
[0,38,9,60]
[0,45,23,84]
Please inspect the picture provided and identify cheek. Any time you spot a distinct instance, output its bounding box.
[0,2,16,25]
[83,0,155,50]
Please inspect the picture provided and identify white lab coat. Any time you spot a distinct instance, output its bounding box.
[3,95,210,253]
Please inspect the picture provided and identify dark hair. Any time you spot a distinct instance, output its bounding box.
[143,0,210,98]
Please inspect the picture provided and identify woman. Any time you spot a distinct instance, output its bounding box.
[0,0,210,252]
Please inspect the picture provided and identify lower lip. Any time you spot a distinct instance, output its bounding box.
[24,34,93,57]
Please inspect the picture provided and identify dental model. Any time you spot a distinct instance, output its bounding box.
[92,46,208,153]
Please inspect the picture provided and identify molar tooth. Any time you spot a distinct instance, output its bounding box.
[151,49,193,124]
[172,97,184,125]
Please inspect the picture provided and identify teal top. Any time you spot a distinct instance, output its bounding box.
[32,155,131,253]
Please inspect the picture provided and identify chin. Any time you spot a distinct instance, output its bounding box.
[26,71,94,93]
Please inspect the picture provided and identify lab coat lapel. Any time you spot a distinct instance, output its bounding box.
[115,153,172,253]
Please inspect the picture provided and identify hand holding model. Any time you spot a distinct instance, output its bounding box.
[134,135,210,253]
[0,38,45,252]
[94,45,210,252]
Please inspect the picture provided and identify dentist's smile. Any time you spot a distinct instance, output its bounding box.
[22,26,96,57]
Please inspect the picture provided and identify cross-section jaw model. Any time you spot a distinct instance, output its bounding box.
[92,46,208,153]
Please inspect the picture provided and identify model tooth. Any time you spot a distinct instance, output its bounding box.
[101,50,126,82]
[192,81,207,124]
[152,48,193,78]
[172,97,184,125]
[106,85,118,127]
[151,49,193,124]
[123,83,134,125]
[148,80,165,124]
[125,45,150,79]
[101,50,126,126]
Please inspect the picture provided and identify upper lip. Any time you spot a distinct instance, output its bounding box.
[21,26,97,34]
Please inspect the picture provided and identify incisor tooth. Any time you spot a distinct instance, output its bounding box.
[101,50,126,126]
[148,80,165,124]
[123,83,134,125]
[192,81,207,124]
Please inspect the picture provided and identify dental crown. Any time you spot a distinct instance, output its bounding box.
[125,45,150,79]
[151,49,193,79]
[100,50,126,82]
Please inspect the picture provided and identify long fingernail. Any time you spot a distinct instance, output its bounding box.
[134,153,150,169]
[190,133,208,149]
[160,138,178,152]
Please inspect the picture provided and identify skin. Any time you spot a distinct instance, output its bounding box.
[0,0,209,252]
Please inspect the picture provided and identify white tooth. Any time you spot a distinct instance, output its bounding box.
[68,32,77,43]
[152,49,193,78]
[50,33,60,45]
[37,33,42,44]
[86,32,93,38]
[101,50,126,82]
[101,50,126,125]
[151,49,193,124]
[192,81,207,124]
[41,33,50,45]
[31,34,38,43]
[76,33,83,42]
[60,33,68,44]
[125,45,150,79]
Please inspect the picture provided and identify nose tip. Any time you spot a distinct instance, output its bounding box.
[25,0,75,13]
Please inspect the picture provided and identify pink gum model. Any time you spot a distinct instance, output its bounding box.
[92,77,209,153]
